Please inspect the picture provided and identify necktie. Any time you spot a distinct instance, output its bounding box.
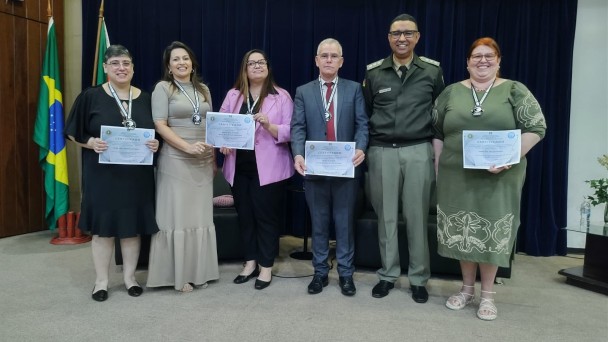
[325,82,336,141]
[399,65,408,83]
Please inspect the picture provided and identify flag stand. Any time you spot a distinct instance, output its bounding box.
[50,212,92,245]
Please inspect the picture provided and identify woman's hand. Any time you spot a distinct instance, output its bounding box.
[188,141,213,155]
[146,139,160,153]
[253,112,279,138]
[253,112,271,130]
[219,147,234,155]
[488,164,512,174]
[87,137,107,154]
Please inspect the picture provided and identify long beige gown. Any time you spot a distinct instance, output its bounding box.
[147,81,219,289]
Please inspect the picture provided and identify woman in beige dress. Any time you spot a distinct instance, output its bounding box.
[147,41,219,292]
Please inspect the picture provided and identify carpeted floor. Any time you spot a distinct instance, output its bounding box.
[0,231,606,342]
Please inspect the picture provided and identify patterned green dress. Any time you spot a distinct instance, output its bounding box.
[432,80,546,267]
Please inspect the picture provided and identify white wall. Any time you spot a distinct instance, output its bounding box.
[567,0,608,247]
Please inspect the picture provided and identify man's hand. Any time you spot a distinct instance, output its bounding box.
[294,155,306,176]
[352,149,365,167]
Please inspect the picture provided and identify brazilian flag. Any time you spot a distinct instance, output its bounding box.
[33,18,69,229]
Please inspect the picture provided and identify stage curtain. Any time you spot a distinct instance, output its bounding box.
[81,0,575,256]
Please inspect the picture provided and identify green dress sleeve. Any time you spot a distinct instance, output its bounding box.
[432,84,454,141]
[508,81,547,138]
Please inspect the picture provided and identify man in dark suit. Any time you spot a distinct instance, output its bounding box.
[291,38,369,296]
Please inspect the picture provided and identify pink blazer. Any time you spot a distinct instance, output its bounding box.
[219,87,295,186]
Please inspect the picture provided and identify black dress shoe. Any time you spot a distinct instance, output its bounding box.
[233,268,260,284]
[371,280,394,298]
[410,285,428,303]
[254,278,271,290]
[308,275,329,294]
[339,276,356,296]
[91,288,108,302]
[127,285,143,297]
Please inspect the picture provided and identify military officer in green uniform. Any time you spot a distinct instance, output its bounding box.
[362,13,444,303]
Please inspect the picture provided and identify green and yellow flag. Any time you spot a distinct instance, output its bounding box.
[93,17,111,85]
[33,17,69,229]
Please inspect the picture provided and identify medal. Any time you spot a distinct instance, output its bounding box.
[324,111,332,121]
[173,81,201,126]
[123,118,136,130]
[192,112,202,125]
[471,106,483,117]
[470,78,496,117]
[108,83,135,130]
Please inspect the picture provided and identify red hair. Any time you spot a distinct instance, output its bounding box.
[467,37,502,59]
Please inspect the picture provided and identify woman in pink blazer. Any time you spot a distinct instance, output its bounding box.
[219,49,294,290]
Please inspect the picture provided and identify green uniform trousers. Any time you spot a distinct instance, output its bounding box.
[368,142,434,286]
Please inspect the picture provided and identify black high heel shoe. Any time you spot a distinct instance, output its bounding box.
[92,286,108,302]
[233,267,260,284]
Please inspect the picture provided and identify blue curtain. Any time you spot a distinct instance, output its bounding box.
[81,0,575,256]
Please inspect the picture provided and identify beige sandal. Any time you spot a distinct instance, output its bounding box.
[179,283,194,293]
[446,284,475,310]
[477,290,497,321]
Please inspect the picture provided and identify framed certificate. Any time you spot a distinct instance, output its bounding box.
[205,112,255,150]
[304,141,355,178]
[99,125,155,165]
[462,129,521,169]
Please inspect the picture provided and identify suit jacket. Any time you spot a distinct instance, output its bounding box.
[220,87,295,186]
[291,77,369,161]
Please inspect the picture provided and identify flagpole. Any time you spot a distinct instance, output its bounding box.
[92,0,105,86]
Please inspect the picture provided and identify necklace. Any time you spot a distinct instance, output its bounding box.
[470,78,496,117]
[107,82,135,130]
[173,81,201,125]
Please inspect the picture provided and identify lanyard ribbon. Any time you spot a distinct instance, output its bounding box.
[173,81,201,124]
[108,83,135,130]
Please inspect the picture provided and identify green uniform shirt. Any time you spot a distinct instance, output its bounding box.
[363,54,445,147]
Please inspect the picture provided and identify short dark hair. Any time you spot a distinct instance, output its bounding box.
[104,45,132,62]
[390,13,418,30]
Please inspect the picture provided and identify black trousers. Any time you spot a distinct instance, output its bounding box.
[232,173,286,267]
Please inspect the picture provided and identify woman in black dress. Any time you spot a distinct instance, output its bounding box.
[65,45,159,302]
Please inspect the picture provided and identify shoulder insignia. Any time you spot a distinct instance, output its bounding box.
[420,56,440,67]
[366,59,383,71]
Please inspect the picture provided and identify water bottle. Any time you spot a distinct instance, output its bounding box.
[579,198,591,231]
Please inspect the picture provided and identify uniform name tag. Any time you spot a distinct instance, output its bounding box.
[378,88,391,94]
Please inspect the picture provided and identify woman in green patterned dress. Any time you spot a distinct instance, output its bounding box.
[432,37,546,320]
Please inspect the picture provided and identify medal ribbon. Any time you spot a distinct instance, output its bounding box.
[470,78,496,114]
[246,93,260,114]
[173,81,200,121]
[319,77,338,122]
[108,83,133,128]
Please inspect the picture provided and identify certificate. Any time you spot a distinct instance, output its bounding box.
[304,141,355,178]
[98,125,155,165]
[462,129,521,169]
[205,112,255,150]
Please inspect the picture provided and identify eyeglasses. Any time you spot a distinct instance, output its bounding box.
[246,59,267,68]
[470,53,497,62]
[317,53,342,61]
[106,60,132,68]
[389,30,418,39]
